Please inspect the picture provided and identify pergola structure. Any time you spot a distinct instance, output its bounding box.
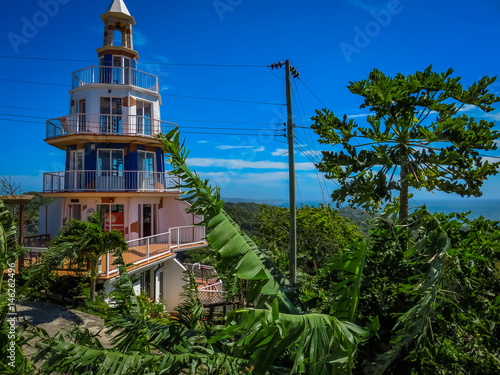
[0,195,34,271]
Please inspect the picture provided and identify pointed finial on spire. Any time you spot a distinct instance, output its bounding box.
[102,0,135,25]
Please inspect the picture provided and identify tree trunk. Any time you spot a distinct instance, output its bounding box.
[399,157,409,225]
[89,259,98,302]
[90,279,96,302]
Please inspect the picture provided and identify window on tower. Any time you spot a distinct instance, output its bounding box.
[100,97,122,134]
[136,100,152,135]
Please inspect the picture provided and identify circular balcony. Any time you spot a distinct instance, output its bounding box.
[45,114,177,149]
[72,65,158,93]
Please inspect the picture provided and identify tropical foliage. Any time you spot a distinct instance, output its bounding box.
[311,66,500,223]
[28,129,368,374]
[49,212,128,301]
[256,204,361,275]
[0,199,35,374]
[302,209,500,374]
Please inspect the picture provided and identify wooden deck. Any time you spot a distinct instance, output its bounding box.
[6,240,208,280]
[98,241,208,280]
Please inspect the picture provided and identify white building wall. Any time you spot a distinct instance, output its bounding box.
[38,198,64,239]
[159,198,199,230]
[162,258,187,311]
[102,257,187,313]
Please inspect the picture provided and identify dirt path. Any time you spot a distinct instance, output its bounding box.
[16,299,115,358]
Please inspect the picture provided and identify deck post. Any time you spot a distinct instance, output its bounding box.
[146,237,150,261]
[106,252,109,277]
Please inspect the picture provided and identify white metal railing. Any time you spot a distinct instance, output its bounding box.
[199,281,223,292]
[46,113,177,139]
[184,263,217,280]
[43,170,180,193]
[99,225,206,277]
[170,226,207,251]
[72,65,159,92]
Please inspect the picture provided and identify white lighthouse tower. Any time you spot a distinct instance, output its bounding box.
[39,0,207,310]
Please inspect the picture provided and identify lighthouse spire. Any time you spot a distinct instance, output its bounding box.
[98,0,138,59]
[104,0,132,17]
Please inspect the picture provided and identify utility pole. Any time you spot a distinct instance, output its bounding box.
[285,60,297,285]
[268,60,299,285]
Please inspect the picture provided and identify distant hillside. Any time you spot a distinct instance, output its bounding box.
[338,206,372,237]
[222,202,263,238]
[222,201,372,238]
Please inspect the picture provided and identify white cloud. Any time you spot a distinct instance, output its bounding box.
[271,148,289,156]
[216,145,254,150]
[458,104,475,112]
[300,150,323,158]
[486,112,500,121]
[201,171,290,183]
[215,145,266,152]
[187,158,315,171]
[347,113,369,118]
[482,156,500,164]
[198,140,208,144]
[160,85,173,92]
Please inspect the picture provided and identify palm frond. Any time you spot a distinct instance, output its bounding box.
[159,130,299,313]
[211,299,367,375]
[0,199,18,276]
[174,270,205,329]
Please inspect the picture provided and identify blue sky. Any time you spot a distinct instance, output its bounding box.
[0,0,499,209]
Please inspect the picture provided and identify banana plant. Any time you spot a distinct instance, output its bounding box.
[158,130,301,314]
[33,130,368,375]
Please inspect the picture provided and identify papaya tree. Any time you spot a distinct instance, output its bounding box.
[312,65,500,224]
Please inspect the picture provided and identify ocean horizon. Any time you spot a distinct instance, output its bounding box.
[223,197,500,221]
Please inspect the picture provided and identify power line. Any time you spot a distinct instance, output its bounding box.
[0,56,94,63]
[0,78,285,106]
[0,117,278,137]
[0,55,265,68]
[289,78,333,202]
[0,105,66,113]
[0,118,45,125]
[162,93,284,106]
[0,78,69,88]
[0,112,277,131]
[0,106,273,125]
[299,78,326,108]
[175,131,277,136]
[169,118,271,125]
[0,113,50,120]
